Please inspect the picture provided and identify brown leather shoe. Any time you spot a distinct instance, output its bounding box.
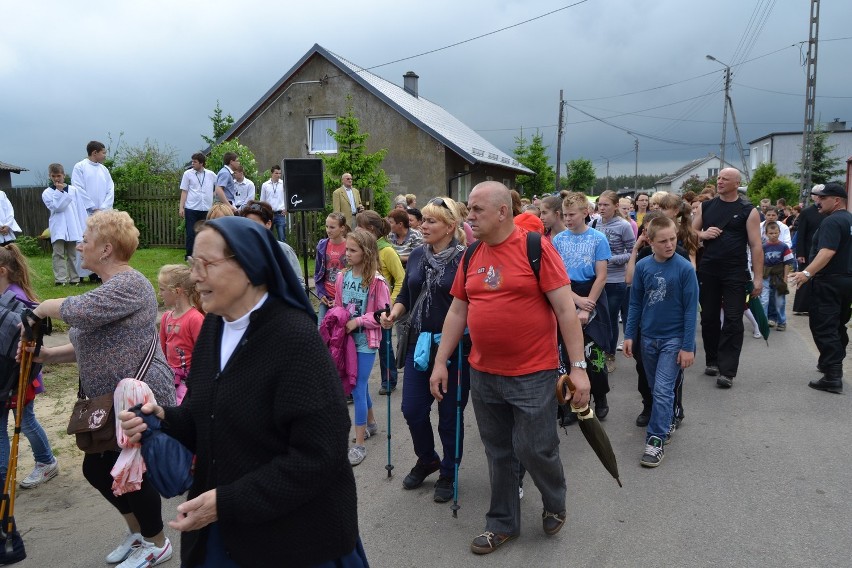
[542,510,566,535]
[470,531,515,555]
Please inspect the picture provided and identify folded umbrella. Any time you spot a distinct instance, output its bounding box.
[746,281,770,344]
[556,373,622,488]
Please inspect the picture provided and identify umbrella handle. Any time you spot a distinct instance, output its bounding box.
[555,374,595,420]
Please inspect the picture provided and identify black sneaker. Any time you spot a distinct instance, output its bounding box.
[595,394,609,421]
[636,404,651,427]
[716,375,733,388]
[640,436,665,468]
[704,365,719,376]
[541,510,566,535]
[379,385,397,395]
[470,532,515,555]
[345,394,354,404]
[433,476,453,503]
[402,459,440,490]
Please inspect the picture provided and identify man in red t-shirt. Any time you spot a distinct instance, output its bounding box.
[430,181,590,555]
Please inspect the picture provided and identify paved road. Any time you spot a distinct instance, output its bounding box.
[13,311,850,567]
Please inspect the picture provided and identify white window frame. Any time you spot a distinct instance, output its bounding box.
[751,147,759,170]
[307,116,337,154]
[763,142,770,164]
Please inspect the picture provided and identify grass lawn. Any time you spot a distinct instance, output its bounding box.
[26,248,317,303]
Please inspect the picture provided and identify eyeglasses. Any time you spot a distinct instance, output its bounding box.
[187,255,235,277]
[428,197,451,210]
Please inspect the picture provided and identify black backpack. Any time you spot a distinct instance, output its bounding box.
[0,291,46,404]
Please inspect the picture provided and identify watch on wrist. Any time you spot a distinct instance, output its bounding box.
[802,270,811,279]
[571,361,587,370]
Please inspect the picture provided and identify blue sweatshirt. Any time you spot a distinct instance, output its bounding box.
[625,252,699,351]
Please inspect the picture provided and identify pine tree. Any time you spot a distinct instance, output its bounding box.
[513,132,555,198]
[795,127,845,185]
[563,158,596,193]
[202,101,235,146]
[320,98,390,215]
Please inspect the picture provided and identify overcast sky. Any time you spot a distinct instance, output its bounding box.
[3,0,850,186]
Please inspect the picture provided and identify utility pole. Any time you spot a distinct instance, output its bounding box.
[601,156,610,191]
[799,0,820,204]
[627,132,639,191]
[555,90,565,192]
[726,96,751,183]
[706,55,731,166]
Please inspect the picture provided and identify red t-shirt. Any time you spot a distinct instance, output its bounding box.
[451,226,570,375]
[324,240,347,298]
[159,307,205,371]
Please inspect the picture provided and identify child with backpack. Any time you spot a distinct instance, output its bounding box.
[315,212,350,325]
[157,264,204,405]
[761,221,794,332]
[0,244,59,488]
[334,229,390,466]
[623,216,699,468]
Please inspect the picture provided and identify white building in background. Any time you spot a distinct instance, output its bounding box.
[654,155,742,194]
[748,119,852,178]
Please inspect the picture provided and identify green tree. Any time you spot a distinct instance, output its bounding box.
[514,132,554,198]
[320,98,390,216]
[761,176,800,205]
[747,162,778,204]
[202,101,235,146]
[795,127,845,185]
[563,158,596,193]
[594,173,665,192]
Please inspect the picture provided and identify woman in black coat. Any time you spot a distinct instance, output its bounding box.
[120,217,367,568]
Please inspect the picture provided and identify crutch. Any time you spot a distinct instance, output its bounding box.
[373,304,394,478]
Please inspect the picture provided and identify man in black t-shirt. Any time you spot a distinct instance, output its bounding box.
[790,182,852,393]
[692,168,764,388]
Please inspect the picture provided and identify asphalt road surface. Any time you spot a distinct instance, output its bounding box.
[13,311,850,567]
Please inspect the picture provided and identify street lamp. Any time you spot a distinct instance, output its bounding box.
[706,54,732,166]
[626,132,639,191]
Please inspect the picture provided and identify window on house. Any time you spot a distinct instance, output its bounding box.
[707,168,719,178]
[763,142,770,164]
[458,175,470,202]
[308,117,337,154]
[751,147,759,170]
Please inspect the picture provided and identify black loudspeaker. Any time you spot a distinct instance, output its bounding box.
[283,159,325,211]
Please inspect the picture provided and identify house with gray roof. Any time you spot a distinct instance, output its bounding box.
[0,161,28,190]
[654,155,742,194]
[218,44,532,205]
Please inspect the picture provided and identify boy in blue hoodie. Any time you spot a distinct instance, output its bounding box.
[623,216,699,467]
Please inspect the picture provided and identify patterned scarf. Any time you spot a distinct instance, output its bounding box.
[411,239,464,334]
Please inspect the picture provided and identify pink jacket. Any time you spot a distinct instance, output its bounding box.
[333,271,391,350]
[319,306,357,396]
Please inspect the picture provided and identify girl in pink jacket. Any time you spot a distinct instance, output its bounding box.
[335,229,390,466]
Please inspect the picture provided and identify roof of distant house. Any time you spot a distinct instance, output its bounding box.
[0,161,28,173]
[748,129,852,145]
[222,44,533,175]
[655,155,737,184]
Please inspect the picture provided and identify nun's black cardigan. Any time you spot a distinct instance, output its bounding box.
[162,297,358,568]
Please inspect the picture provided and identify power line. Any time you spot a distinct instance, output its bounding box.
[734,82,852,99]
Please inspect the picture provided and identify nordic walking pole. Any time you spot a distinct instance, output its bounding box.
[374,304,393,478]
[451,340,463,518]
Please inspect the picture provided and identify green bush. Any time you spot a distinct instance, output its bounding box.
[15,236,45,257]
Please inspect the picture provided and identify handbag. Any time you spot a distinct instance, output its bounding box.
[67,333,158,454]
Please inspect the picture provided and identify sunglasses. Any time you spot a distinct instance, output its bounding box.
[428,197,451,210]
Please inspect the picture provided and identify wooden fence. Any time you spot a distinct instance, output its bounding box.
[6,184,326,253]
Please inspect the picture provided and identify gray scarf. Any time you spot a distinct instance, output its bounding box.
[410,239,464,334]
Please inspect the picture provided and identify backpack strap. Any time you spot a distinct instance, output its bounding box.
[462,241,481,284]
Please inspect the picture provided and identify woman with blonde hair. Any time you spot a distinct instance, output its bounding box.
[26,210,175,567]
[380,197,470,502]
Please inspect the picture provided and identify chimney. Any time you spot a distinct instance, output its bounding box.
[403,71,419,97]
[825,118,846,131]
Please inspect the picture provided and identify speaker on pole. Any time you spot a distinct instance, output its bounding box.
[283,159,325,212]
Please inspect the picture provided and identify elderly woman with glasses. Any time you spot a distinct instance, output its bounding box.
[120,216,367,568]
[380,196,471,503]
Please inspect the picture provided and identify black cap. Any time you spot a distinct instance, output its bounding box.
[811,182,847,199]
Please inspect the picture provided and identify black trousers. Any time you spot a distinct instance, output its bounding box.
[698,269,749,378]
[808,274,852,371]
[82,451,164,538]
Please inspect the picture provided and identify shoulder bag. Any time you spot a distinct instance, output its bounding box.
[67,333,158,454]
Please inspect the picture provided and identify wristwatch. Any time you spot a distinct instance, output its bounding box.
[802,270,812,280]
[570,361,587,370]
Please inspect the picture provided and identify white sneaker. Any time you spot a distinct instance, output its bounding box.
[518,486,524,499]
[106,532,143,564]
[348,445,367,466]
[19,460,59,489]
[116,537,172,568]
[752,330,762,338]
[616,341,624,352]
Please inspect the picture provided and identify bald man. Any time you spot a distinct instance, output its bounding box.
[332,173,363,228]
[692,168,763,389]
[429,181,590,555]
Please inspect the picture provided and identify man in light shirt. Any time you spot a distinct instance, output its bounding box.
[332,173,363,228]
[72,140,115,281]
[260,165,287,241]
[179,152,217,259]
[214,152,239,208]
[232,164,256,209]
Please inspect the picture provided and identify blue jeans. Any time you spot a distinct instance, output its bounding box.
[378,331,398,389]
[401,347,470,478]
[352,352,375,426]
[640,336,682,441]
[184,208,208,258]
[605,282,627,353]
[0,401,55,482]
[273,213,287,242]
[761,279,785,324]
[470,368,565,535]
